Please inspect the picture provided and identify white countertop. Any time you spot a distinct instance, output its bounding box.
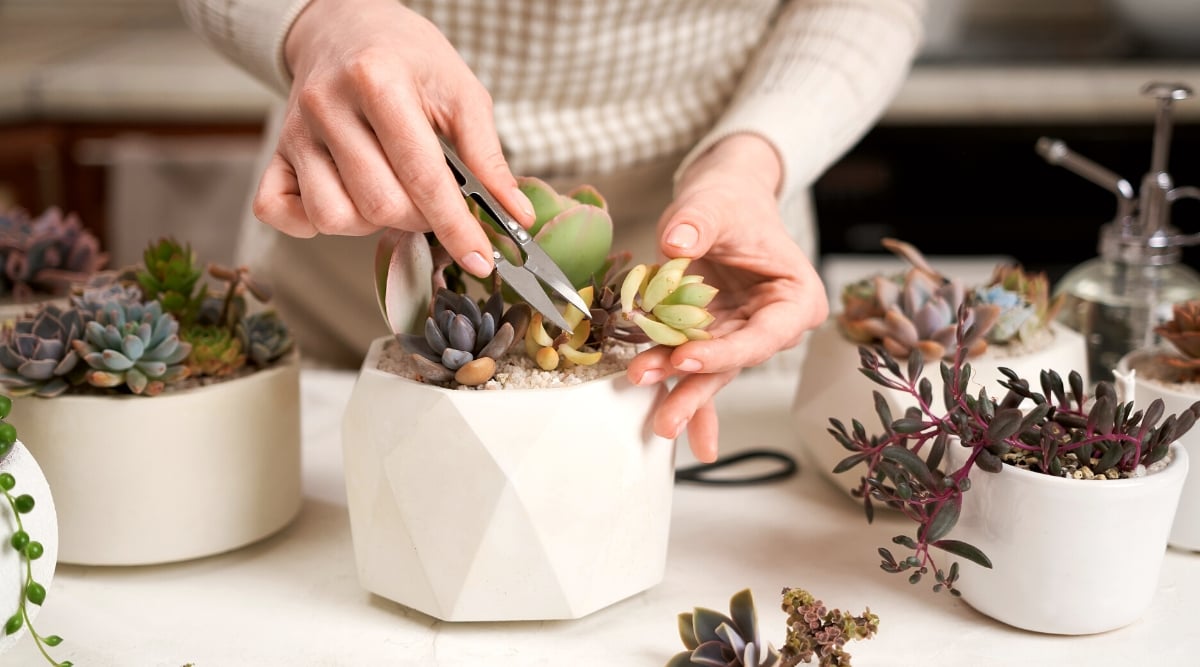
[9,365,1200,666]
[1,23,1200,124]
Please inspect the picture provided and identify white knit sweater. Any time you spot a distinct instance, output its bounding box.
[179,0,923,202]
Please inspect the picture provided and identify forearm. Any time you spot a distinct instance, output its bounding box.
[675,0,924,200]
[178,0,316,94]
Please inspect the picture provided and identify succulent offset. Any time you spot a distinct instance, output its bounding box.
[399,287,530,386]
[779,588,878,667]
[973,263,1064,344]
[180,324,246,377]
[1153,298,1200,381]
[237,311,295,366]
[619,257,719,346]
[72,299,192,396]
[524,285,604,371]
[666,589,782,667]
[0,206,108,299]
[135,238,206,326]
[0,304,84,397]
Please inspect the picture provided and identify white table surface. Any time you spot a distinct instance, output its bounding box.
[9,364,1200,667]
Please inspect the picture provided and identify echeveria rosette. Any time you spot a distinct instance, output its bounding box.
[0,206,108,299]
[399,287,530,386]
[471,176,614,290]
[72,300,191,396]
[237,310,295,366]
[0,304,84,397]
[972,284,1037,344]
[1153,299,1200,380]
[619,257,718,346]
[666,589,782,667]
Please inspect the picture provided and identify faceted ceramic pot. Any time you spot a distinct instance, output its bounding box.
[947,440,1187,635]
[342,336,676,622]
[1115,348,1200,552]
[792,319,1088,500]
[0,439,57,656]
[7,353,302,565]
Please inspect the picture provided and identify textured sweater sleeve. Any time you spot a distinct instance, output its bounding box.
[178,0,316,95]
[674,0,925,200]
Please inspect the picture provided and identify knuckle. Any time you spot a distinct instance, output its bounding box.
[296,84,331,118]
[358,192,406,226]
[309,201,359,235]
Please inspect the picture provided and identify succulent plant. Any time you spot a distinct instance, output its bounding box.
[0,206,108,299]
[830,307,1200,596]
[72,299,192,396]
[972,264,1064,344]
[71,276,143,321]
[135,237,207,326]
[399,287,530,386]
[779,588,879,667]
[237,310,294,366]
[0,304,84,397]
[524,286,603,370]
[180,324,246,377]
[836,239,999,360]
[666,589,782,667]
[471,176,614,289]
[619,257,718,346]
[1152,299,1200,381]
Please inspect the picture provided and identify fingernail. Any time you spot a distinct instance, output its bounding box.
[666,223,698,250]
[636,369,665,385]
[675,358,701,372]
[513,188,535,219]
[460,251,492,278]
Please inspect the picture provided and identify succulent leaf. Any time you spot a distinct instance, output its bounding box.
[403,287,516,386]
[0,304,84,397]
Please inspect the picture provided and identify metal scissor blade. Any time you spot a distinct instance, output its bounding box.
[493,253,574,331]
[519,242,592,316]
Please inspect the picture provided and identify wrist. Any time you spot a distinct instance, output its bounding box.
[678,134,783,198]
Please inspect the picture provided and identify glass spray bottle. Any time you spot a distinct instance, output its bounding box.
[1047,82,1200,386]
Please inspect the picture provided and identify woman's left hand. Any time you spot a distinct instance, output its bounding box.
[627,135,829,463]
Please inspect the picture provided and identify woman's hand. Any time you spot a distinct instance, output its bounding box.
[628,135,830,462]
[254,0,533,278]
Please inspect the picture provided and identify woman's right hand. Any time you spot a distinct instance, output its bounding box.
[254,0,532,278]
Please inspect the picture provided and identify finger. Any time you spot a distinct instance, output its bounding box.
[310,112,419,229]
[686,401,721,464]
[252,153,317,238]
[442,91,535,228]
[652,370,738,460]
[627,345,679,387]
[360,94,495,278]
[659,197,719,260]
[667,298,820,374]
[284,139,379,237]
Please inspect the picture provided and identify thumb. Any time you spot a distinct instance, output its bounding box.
[660,199,720,260]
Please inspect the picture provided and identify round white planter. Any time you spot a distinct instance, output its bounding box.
[7,354,302,566]
[0,440,57,656]
[1115,348,1200,552]
[946,441,1187,635]
[792,320,1088,500]
[342,336,676,622]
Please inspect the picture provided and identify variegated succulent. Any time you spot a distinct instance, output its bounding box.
[836,239,999,360]
[1152,299,1200,381]
[619,257,719,346]
[399,287,530,386]
[0,206,108,299]
[237,310,294,366]
[0,304,84,397]
[972,263,1064,344]
[524,285,604,371]
[72,299,191,396]
[667,589,782,667]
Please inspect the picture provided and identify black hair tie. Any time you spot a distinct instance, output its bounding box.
[674,448,799,486]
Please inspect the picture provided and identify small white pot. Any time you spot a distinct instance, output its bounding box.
[342,336,676,622]
[7,354,302,565]
[793,320,1088,499]
[1115,348,1200,552]
[947,440,1187,635]
[0,440,58,656]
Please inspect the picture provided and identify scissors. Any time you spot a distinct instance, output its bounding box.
[437,137,590,332]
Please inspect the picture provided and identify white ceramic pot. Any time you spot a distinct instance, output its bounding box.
[0,439,58,656]
[1115,348,1200,552]
[342,336,676,622]
[792,320,1088,500]
[7,354,302,565]
[947,440,1187,635]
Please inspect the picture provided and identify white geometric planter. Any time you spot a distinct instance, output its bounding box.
[0,440,57,656]
[1116,348,1200,552]
[947,441,1187,635]
[7,354,302,565]
[342,336,676,622]
[793,320,1088,499]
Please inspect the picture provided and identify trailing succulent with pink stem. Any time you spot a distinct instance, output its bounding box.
[830,305,1200,596]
